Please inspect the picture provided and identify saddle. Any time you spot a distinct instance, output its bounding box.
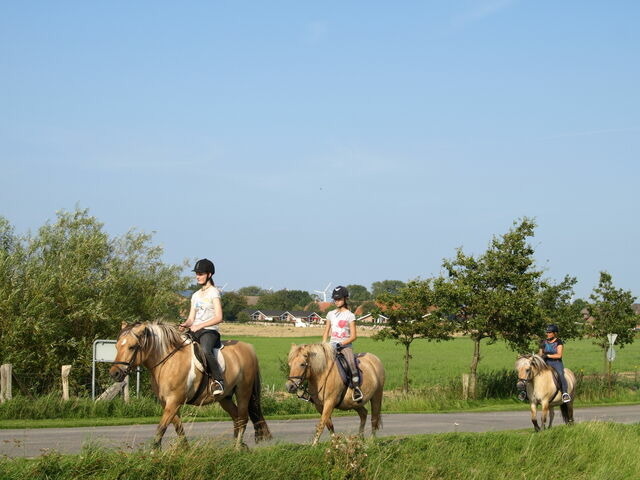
[192,340,230,374]
[335,352,364,386]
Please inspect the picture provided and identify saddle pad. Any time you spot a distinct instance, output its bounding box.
[194,345,225,374]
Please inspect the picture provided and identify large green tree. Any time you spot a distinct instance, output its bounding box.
[255,289,313,311]
[0,209,186,394]
[433,218,576,398]
[221,291,248,322]
[371,280,406,298]
[345,284,372,302]
[237,286,268,296]
[374,279,453,393]
[585,271,637,373]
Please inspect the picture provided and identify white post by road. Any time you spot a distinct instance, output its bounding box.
[0,364,12,403]
[61,365,72,401]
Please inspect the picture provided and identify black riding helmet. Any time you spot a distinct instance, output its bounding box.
[193,258,215,275]
[546,324,559,333]
[331,286,349,300]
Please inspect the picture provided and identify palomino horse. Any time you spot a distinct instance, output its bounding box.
[109,321,271,449]
[285,343,385,445]
[515,354,576,432]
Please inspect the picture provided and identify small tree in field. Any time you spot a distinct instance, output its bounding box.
[373,279,453,393]
[585,271,637,373]
[433,218,576,398]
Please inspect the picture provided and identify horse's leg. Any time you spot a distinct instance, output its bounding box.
[171,410,188,448]
[154,398,181,449]
[548,406,555,428]
[354,406,368,437]
[312,403,335,446]
[313,402,335,436]
[530,403,540,432]
[540,401,550,431]
[218,396,240,440]
[233,389,251,450]
[370,386,383,436]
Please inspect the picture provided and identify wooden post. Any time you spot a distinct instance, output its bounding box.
[1,364,12,403]
[123,374,130,403]
[61,365,72,401]
[96,381,126,402]
[462,373,470,400]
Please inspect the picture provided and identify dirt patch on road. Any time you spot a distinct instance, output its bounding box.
[220,322,383,338]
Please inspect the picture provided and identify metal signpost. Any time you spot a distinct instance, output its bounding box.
[606,333,618,392]
[92,339,140,400]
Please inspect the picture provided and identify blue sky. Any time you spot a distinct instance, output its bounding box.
[1,1,639,299]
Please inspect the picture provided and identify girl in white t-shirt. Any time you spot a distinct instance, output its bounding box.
[322,285,363,402]
[180,258,224,396]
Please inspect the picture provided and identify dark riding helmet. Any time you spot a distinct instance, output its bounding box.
[192,258,215,275]
[546,324,559,333]
[331,286,349,300]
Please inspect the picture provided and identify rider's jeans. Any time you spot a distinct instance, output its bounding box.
[546,359,568,394]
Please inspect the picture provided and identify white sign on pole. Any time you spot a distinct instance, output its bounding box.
[607,345,616,362]
[94,340,117,362]
[607,333,618,345]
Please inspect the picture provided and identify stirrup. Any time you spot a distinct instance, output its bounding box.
[352,387,363,402]
[562,393,571,403]
[210,380,224,396]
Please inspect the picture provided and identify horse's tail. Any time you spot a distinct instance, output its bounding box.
[248,363,272,442]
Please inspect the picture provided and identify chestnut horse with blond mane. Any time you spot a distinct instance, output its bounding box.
[516,353,576,431]
[286,343,385,445]
[109,321,271,449]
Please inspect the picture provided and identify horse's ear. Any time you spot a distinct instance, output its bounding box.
[121,321,128,329]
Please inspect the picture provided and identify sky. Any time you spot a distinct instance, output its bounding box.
[1,1,639,299]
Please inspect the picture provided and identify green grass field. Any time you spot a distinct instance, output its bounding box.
[236,335,640,391]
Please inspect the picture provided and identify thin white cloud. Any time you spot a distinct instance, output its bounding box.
[452,0,518,28]
[544,126,640,140]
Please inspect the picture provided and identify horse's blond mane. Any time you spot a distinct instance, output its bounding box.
[122,321,189,356]
[289,343,334,375]
[516,354,552,376]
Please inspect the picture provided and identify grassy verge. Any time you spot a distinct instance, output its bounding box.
[1,422,638,479]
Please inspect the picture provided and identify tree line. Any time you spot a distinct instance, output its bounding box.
[0,210,636,396]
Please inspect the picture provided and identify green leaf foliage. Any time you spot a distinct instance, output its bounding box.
[0,209,187,394]
[586,271,637,350]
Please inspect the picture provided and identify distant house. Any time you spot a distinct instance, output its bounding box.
[357,313,389,325]
[248,310,323,324]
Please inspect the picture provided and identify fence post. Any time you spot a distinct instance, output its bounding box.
[123,374,130,403]
[61,365,72,401]
[462,373,470,400]
[1,364,12,403]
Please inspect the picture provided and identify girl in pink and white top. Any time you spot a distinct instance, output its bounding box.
[322,285,363,402]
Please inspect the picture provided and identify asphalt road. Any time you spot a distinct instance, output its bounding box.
[2,405,639,458]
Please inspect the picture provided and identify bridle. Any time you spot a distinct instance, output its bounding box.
[288,355,312,402]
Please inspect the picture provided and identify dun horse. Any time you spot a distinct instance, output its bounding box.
[286,343,385,445]
[109,321,271,449]
[515,354,576,431]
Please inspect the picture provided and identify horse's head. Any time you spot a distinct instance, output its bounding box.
[515,354,548,391]
[109,322,149,382]
[515,354,533,391]
[285,344,310,393]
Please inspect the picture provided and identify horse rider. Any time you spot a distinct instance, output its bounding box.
[180,258,225,396]
[322,285,364,402]
[539,324,571,403]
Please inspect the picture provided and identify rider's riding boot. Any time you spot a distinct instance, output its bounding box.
[562,392,571,403]
[351,376,363,402]
[206,354,225,396]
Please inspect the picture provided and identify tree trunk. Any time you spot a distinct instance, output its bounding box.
[469,337,481,399]
[403,342,411,394]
